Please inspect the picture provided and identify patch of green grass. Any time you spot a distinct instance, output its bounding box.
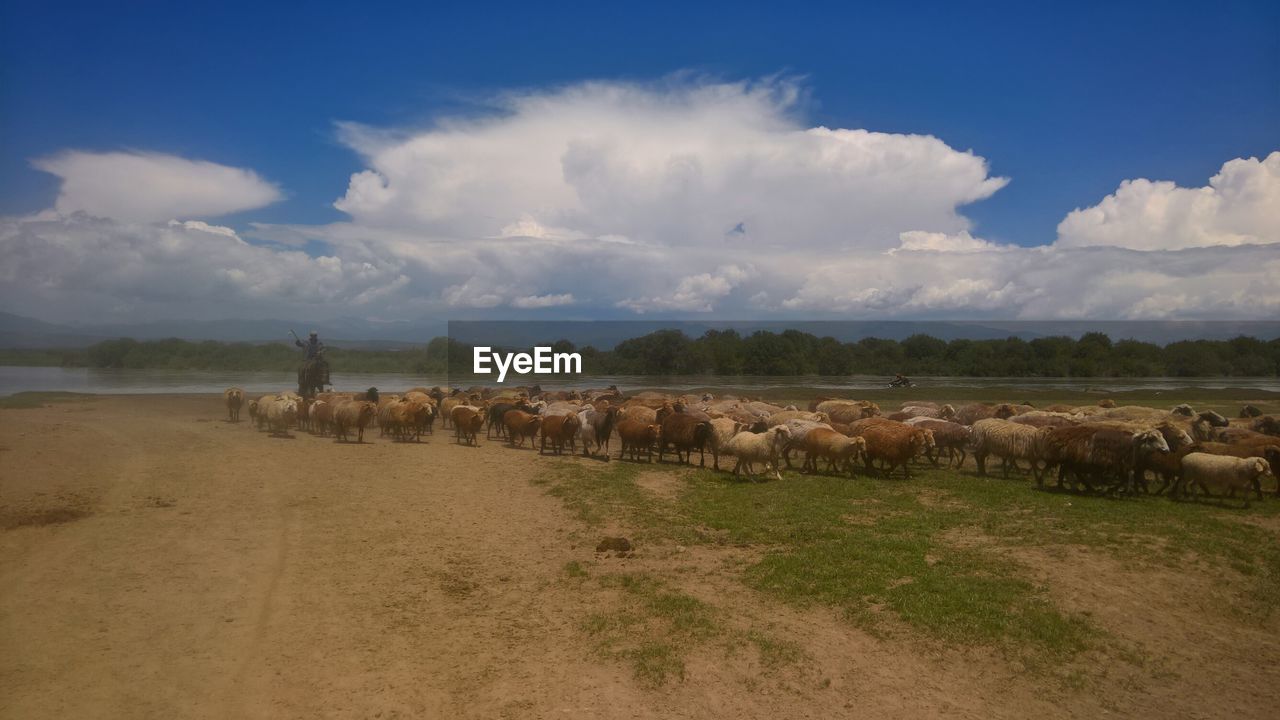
[0,391,95,409]
[542,456,1280,675]
[564,560,589,578]
[584,572,717,685]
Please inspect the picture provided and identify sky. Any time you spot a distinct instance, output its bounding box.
[0,0,1277,325]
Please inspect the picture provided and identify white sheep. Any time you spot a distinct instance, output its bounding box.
[724,425,793,481]
[1178,453,1270,507]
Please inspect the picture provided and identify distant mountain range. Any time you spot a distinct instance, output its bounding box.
[1,312,1277,350]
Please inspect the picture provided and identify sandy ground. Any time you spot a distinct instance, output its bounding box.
[2,395,1278,719]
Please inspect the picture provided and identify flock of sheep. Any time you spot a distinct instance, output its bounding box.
[220,385,1280,508]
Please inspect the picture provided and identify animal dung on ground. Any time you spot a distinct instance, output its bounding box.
[595,536,633,553]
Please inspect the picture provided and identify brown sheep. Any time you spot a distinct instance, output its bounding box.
[799,428,867,477]
[1041,424,1169,494]
[851,421,933,479]
[333,400,376,443]
[540,413,581,455]
[451,406,484,446]
[907,418,970,468]
[954,403,997,426]
[223,387,244,422]
[1249,415,1280,436]
[658,413,712,466]
[616,418,662,462]
[503,409,542,448]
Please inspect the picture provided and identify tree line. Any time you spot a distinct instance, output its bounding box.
[1,330,1277,377]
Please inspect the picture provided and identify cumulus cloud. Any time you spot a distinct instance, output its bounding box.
[333,79,1006,250]
[32,151,282,223]
[1055,152,1280,250]
[3,79,1278,323]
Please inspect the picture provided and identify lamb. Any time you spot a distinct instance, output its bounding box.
[798,428,866,477]
[1177,454,1270,507]
[264,397,298,436]
[539,413,581,455]
[616,418,662,462]
[970,419,1048,480]
[332,400,376,443]
[723,425,793,481]
[451,406,484,446]
[503,409,542,448]
[224,387,244,422]
[658,413,713,466]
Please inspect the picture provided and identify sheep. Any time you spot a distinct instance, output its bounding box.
[224,387,245,422]
[723,425,793,481]
[486,399,531,439]
[971,419,1048,480]
[1176,454,1270,507]
[896,404,956,420]
[706,417,744,471]
[850,420,934,479]
[1041,425,1169,495]
[451,406,484,446]
[332,400,376,443]
[1008,411,1080,429]
[798,428,866,477]
[763,409,824,427]
[1248,415,1280,437]
[540,413,581,455]
[616,418,662,462]
[955,403,997,426]
[619,404,658,425]
[1188,442,1280,496]
[252,395,277,431]
[1239,404,1263,418]
[577,405,620,457]
[779,419,836,469]
[309,400,332,436]
[503,409,542,448]
[264,397,298,436]
[905,418,970,468]
[658,413,713,466]
[1189,411,1232,441]
[817,401,881,424]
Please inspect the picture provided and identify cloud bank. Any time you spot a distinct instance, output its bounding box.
[2,79,1277,323]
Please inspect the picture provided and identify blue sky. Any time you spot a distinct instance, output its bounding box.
[3,0,1276,244]
[0,1,1277,324]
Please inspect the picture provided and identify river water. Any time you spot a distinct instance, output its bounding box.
[3,366,1279,397]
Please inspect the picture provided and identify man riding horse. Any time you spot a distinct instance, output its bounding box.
[293,330,330,397]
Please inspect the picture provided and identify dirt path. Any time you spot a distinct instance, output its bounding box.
[1,395,1276,719]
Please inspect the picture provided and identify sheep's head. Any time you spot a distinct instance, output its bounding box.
[814,412,830,423]
[1135,429,1170,454]
[1170,403,1194,417]
[1199,410,1229,428]
[939,404,956,419]
[1097,399,1117,408]
[1253,458,1269,475]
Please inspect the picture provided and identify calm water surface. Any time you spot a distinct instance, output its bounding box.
[2,366,1278,397]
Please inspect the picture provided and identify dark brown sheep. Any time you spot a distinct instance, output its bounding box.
[658,413,712,466]
[451,406,484,446]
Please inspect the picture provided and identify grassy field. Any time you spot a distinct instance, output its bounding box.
[538,456,1280,686]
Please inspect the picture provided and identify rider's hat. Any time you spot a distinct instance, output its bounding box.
[309,330,318,337]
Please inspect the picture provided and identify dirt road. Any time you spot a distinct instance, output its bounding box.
[2,395,1277,719]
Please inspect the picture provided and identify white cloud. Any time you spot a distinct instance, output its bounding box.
[33,151,282,223]
[1055,152,1280,250]
[3,79,1278,324]
[617,264,754,313]
[333,79,1006,251]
